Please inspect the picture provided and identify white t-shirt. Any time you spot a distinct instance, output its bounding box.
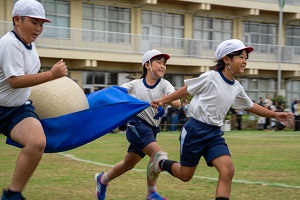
[185,70,253,126]
[121,78,176,127]
[0,31,40,107]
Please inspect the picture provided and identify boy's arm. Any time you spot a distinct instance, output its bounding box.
[247,103,294,122]
[156,85,189,106]
[169,99,181,109]
[8,59,67,88]
[8,71,56,88]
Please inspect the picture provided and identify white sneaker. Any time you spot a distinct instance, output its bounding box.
[147,151,168,181]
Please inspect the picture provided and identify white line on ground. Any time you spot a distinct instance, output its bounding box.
[59,152,300,189]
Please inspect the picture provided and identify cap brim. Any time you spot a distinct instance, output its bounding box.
[28,16,52,23]
[238,46,254,54]
[151,53,170,60]
[244,46,254,53]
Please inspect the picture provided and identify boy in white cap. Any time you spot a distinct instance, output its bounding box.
[94,49,181,200]
[148,39,294,200]
[0,0,68,199]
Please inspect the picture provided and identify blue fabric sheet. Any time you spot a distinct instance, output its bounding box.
[6,86,151,153]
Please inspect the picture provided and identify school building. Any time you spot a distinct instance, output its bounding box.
[1,0,300,108]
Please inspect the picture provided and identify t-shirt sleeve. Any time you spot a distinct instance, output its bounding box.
[120,80,134,93]
[232,88,254,110]
[184,72,210,95]
[2,40,25,78]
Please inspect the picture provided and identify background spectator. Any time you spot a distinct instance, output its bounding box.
[293,100,300,131]
[230,108,237,130]
[258,97,264,107]
[236,109,244,130]
[160,105,170,131]
[263,94,273,130]
[182,98,191,119]
[178,102,187,131]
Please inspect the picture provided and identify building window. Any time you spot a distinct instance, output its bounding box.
[240,78,276,103]
[82,71,118,91]
[193,17,233,50]
[82,4,131,43]
[163,74,184,89]
[286,80,300,108]
[242,21,277,53]
[142,11,184,48]
[285,25,300,54]
[42,0,70,38]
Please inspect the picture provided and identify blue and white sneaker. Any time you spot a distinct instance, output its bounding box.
[1,189,26,200]
[94,172,107,200]
[146,191,168,200]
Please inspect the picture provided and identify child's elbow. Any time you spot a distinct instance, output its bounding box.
[174,100,181,108]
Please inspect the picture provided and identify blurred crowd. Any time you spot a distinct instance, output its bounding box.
[160,98,191,132]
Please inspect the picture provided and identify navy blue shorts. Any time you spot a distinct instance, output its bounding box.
[0,101,38,139]
[180,118,230,167]
[126,116,160,158]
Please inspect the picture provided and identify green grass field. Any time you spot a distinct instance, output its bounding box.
[1,130,300,200]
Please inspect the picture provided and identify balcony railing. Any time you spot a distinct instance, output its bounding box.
[245,0,300,6]
[1,21,300,64]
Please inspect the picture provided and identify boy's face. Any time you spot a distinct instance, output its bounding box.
[150,57,167,78]
[225,50,248,75]
[15,16,44,45]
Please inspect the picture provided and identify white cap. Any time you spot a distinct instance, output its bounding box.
[12,0,51,23]
[215,39,253,60]
[142,49,170,67]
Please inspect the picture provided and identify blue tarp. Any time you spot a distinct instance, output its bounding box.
[6,86,150,153]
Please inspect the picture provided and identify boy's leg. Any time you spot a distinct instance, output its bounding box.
[211,155,234,199]
[143,142,161,186]
[106,152,142,181]
[148,151,197,182]
[143,142,168,200]
[9,117,46,192]
[161,160,197,182]
[95,152,141,200]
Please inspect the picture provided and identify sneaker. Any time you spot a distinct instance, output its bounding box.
[94,172,107,200]
[147,151,168,181]
[1,189,26,200]
[146,191,168,200]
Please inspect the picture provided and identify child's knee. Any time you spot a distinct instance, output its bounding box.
[221,164,235,179]
[179,175,193,182]
[123,162,136,170]
[177,169,194,182]
[27,137,46,152]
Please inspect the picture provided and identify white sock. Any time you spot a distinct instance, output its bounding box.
[101,173,110,185]
[147,186,157,195]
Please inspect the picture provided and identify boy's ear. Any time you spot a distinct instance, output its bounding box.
[13,16,21,25]
[222,56,229,64]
